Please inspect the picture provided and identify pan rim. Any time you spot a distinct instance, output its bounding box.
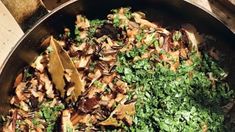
[0,0,234,74]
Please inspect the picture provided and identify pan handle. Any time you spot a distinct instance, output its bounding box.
[1,0,49,32]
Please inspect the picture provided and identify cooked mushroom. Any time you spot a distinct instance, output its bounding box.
[88,69,102,87]
[115,80,128,94]
[3,110,17,132]
[40,74,54,98]
[61,110,75,132]
[75,56,91,68]
[181,24,203,52]
[71,113,91,126]
[15,82,26,101]
[98,117,119,127]
[76,15,90,29]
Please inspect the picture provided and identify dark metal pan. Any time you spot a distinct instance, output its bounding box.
[0,0,234,122]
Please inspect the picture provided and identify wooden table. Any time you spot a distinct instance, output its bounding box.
[0,0,234,66]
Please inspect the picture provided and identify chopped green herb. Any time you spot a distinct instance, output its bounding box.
[136,33,144,42]
[74,25,82,44]
[113,15,120,27]
[117,49,234,131]
[94,80,105,88]
[173,31,182,41]
[88,19,105,37]
[40,103,65,132]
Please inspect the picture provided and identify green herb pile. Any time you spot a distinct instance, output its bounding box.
[117,51,233,131]
[111,8,234,132]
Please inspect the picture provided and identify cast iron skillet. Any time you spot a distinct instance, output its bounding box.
[0,0,234,121]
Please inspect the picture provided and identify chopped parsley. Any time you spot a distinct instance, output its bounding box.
[117,49,234,131]
[173,31,182,42]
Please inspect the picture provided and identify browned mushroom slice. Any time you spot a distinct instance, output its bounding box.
[15,82,26,101]
[156,27,171,35]
[61,110,75,132]
[181,24,203,52]
[76,15,90,29]
[77,43,88,51]
[88,69,102,87]
[86,45,95,55]
[39,73,54,98]
[98,117,119,127]
[19,101,30,112]
[179,48,189,59]
[76,56,91,68]
[115,103,136,125]
[71,113,91,126]
[3,110,17,132]
[77,96,100,113]
[87,83,106,98]
[115,93,125,102]
[99,55,116,62]
[133,12,158,29]
[127,28,139,40]
[102,72,117,84]
[31,55,45,73]
[48,36,85,102]
[115,80,128,94]
[80,31,88,39]
[14,72,23,88]
[128,21,139,29]
[102,50,117,56]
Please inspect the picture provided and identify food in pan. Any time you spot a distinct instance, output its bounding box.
[1,8,234,131]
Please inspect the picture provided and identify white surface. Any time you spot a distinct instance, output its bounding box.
[0,1,24,68]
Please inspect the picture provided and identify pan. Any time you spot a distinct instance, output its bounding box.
[0,0,234,130]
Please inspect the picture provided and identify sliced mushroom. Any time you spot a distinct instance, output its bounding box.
[80,31,88,39]
[16,82,26,101]
[61,110,75,132]
[3,110,17,132]
[86,45,95,55]
[71,113,91,126]
[77,96,100,113]
[87,82,106,98]
[115,80,128,94]
[98,117,119,127]
[75,56,91,68]
[181,24,203,52]
[76,15,90,29]
[133,12,157,29]
[77,43,88,51]
[31,55,45,73]
[99,55,116,62]
[88,69,102,87]
[14,72,23,88]
[156,27,170,36]
[20,101,29,112]
[40,73,54,99]
[102,72,117,84]
[114,103,135,125]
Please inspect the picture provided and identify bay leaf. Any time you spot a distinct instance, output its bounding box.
[48,36,85,102]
